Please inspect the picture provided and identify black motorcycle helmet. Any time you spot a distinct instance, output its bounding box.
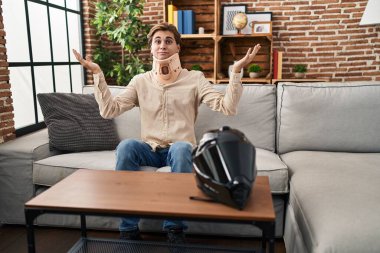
[192,126,257,210]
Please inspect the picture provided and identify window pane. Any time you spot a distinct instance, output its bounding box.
[55,65,71,92]
[71,65,84,94]
[49,0,65,7]
[66,1,80,11]
[3,0,30,62]
[50,7,69,62]
[68,12,82,61]
[35,66,54,122]
[28,2,51,62]
[9,67,35,129]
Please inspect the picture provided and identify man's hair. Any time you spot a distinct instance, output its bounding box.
[147,22,181,47]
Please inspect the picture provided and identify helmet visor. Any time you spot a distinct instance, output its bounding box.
[193,142,230,184]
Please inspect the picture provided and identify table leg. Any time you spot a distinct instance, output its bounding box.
[25,209,41,253]
[256,221,276,253]
[80,214,87,238]
[268,222,275,253]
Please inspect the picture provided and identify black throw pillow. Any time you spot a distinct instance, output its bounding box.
[37,93,120,152]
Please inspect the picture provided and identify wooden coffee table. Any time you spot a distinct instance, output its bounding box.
[25,169,276,253]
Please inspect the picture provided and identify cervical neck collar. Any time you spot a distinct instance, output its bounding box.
[152,53,182,84]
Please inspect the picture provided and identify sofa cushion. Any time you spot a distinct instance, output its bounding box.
[195,84,277,152]
[32,151,157,187]
[277,81,380,154]
[33,147,288,194]
[83,84,277,152]
[37,93,120,152]
[281,151,380,253]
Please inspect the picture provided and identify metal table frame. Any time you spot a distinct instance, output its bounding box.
[25,208,275,253]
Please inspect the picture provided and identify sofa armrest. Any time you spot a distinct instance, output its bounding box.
[0,128,60,224]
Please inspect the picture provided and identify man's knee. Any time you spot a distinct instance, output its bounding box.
[168,142,193,173]
[169,141,193,156]
[116,139,142,153]
[116,139,144,171]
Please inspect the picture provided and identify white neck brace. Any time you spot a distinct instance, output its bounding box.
[152,53,182,84]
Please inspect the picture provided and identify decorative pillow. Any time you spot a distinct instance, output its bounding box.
[37,93,120,152]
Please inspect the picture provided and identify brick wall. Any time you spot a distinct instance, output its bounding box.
[91,0,380,82]
[1,0,379,142]
[82,0,97,86]
[0,2,15,143]
[237,0,380,81]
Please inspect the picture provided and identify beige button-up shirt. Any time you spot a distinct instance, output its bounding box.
[93,69,243,150]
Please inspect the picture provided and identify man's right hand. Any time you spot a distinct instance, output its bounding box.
[72,49,101,74]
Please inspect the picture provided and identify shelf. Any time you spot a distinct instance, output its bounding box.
[165,0,273,84]
[181,33,216,39]
[217,78,272,84]
[271,78,330,84]
[220,34,273,41]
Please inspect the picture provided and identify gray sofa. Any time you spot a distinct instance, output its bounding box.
[1,81,380,252]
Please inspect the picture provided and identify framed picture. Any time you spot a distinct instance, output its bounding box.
[221,5,247,35]
[241,12,272,35]
[252,21,272,35]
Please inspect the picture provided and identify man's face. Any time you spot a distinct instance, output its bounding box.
[151,30,180,60]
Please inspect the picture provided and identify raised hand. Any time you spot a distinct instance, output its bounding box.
[72,49,101,74]
[232,44,261,73]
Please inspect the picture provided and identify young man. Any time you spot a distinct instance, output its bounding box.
[73,22,261,243]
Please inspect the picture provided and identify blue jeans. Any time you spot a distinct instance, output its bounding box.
[115,139,193,232]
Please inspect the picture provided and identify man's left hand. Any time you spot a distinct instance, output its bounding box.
[232,44,262,73]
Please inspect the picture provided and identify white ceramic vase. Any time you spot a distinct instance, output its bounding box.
[294,72,305,78]
[249,72,260,78]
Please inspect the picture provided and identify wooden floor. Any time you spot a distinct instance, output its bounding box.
[0,224,286,253]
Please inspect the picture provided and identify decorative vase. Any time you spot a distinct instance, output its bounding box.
[294,72,305,79]
[249,72,260,78]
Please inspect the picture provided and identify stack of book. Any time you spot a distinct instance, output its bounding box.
[273,50,283,79]
[168,4,196,34]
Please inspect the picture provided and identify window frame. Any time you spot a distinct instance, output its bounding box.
[5,0,86,137]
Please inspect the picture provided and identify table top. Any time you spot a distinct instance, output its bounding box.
[25,170,275,222]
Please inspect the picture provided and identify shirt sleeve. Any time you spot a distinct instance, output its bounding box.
[199,72,243,115]
[93,72,138,119]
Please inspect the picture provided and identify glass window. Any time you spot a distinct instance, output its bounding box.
[28,2,51,62]
[50,7,69,62]
[34,66,54,122]
[55,66,71,93]
[49,0,65,7]
[67,12,82,61]
[66,1,80,11]
[71,65,84,94]
[9,67,35,129]
[3,0,30,62]
[3,0,84,135]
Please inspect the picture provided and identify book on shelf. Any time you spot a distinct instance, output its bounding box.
[173,10,178,30]
[168,4,177,25]
[273,50,283,79]
[183,10,195,34]
[177,10,183,34]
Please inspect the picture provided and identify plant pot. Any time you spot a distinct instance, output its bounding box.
[294,72,305,79]
[249,72,260,78]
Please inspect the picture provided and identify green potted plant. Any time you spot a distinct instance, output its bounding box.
[293,64,307,78]
[190,64,203,71]
[92,0,151,85]
[247,64,262,78]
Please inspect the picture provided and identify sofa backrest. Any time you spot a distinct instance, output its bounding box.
[277,81,380,154]
[195,84,276,152]
[83,85,141,141]
[83,84,277,152]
